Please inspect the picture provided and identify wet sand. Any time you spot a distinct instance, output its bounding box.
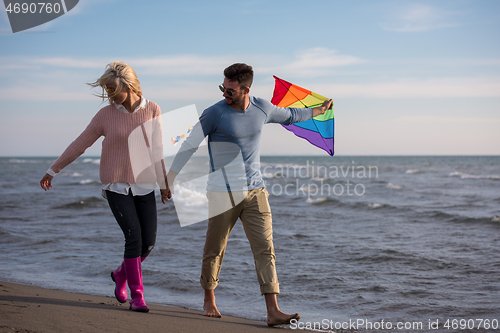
[0,281,283,333]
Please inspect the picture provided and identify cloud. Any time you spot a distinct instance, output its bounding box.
[258,48,366,77]
[382,3,460,32]
[397,115,500,123]
[33,57,105,68]
[0,79,264,102]
[0,54,234,74]
[311,77,500,98]
[292,48,366,67]
[5,76,497,102]
[0,85,94,101]
[130,55,233,76]
[2,51,499,101]
[0,48,364,77]
[145,81,220,101]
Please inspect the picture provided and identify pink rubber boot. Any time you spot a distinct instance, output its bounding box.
[111,257,147,303]
[124,257,149,312]
[111,261,127,303]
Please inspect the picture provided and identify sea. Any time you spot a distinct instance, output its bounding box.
[1,155,499,332]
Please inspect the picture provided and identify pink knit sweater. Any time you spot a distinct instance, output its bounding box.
[51,102,166,187]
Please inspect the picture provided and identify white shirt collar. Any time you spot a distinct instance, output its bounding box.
[114,96,148,114]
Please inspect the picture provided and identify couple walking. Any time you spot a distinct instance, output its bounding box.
[40,61,332,326]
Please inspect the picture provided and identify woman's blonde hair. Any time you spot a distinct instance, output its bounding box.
[88,61,142,103]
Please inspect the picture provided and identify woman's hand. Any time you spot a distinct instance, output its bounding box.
[160,170,178,203]
[40,173,54,191]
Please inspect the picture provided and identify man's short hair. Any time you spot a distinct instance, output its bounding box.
[224,63,254,88]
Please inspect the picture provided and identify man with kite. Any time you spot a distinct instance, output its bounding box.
[166,63,332,326]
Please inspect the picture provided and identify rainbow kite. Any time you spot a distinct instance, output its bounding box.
[271,76,334,156]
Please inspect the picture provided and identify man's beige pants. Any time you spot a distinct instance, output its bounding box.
[200,187,280,295]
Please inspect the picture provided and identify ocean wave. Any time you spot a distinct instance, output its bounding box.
[78,179,97,185]
[357,285,389,293]
[313,199,403,212]
[387,183,403,190]
[53,196,105,210]
[311,177,328,181]
[81,158,100,165]
[8,158,41,164]
[352,249,457,270]
[368,202,384,209]
[427,210,500,225]
[405,169,421,174]
[449,171,500,180]
[33,239,59,246]
[174,185,206,207]
[0,203,20,211]
[305,197,340,206]
[290,233,311,239]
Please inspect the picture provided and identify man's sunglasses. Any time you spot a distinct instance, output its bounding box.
[219,84,236,97]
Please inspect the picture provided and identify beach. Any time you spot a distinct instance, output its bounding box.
[0,281,280,333]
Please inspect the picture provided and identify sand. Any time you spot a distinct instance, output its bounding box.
[0,281,285,333]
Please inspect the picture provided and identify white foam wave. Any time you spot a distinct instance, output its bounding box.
[175,185,206,207]
[82,158,100,165]
[79,179,96,185]
[71,172,83,177]
[492,216,500,222]
[405,169,420,174]
[8,159,39,163]
[387,183,403,190]
[369,203,383,209]
[449,171,500,180]
[306,197,328,204]
[262,172,278,179]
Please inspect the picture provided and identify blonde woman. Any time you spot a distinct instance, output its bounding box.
[40,62,170,312]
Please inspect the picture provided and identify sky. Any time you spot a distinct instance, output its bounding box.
[0,0,499,156]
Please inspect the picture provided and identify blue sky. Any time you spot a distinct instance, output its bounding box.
[1,0,499,156]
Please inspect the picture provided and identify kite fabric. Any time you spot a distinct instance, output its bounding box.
[271,76,334,156]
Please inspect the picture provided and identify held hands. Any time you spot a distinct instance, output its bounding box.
[160,176,172,203]
[312,99,333,117]
[40,173,54,191]
[160,188,171,204]
[160,170,178,203]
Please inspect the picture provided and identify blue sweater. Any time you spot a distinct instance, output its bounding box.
[170,96,313,191]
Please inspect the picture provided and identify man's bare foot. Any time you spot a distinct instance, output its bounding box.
[264,293,299,326]
[266,310,300,326]
[203,301,222,318]
[203,289,222,318]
